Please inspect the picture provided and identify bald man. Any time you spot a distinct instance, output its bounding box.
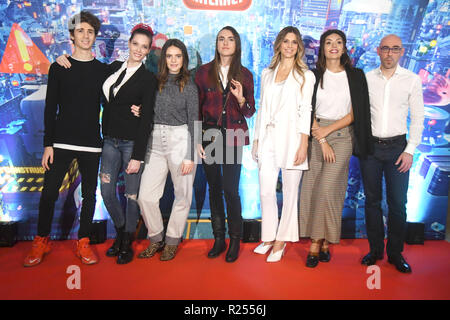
[360,35,424,273]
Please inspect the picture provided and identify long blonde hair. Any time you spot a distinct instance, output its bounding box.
[269,26,308,91]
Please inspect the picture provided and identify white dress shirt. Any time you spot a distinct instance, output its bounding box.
[366,65,424,155]
[219,65,230,88]
[102,61,142,102]
[315,69,351,120]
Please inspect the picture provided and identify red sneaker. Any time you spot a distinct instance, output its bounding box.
[24,236,51,267]
[76,237,98,265]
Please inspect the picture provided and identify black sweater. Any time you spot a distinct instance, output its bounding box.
[101,61,157,161]
[44,57,107,149]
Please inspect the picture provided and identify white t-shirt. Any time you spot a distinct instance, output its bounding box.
[315,69,351,120]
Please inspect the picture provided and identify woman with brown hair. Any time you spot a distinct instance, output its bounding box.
[299,29,372,268]
[195,26,255,263]
[252,26,315,262]
[137,39,199,261]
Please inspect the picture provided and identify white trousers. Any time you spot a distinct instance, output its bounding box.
[138,124,195,245]
[259,128,303,242]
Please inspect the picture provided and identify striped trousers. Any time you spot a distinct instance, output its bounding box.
[298,118,354,243]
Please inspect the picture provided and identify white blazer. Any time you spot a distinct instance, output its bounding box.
[254,65,315,170]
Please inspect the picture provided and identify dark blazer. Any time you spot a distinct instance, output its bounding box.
[102,61,157,161]
[310,66,373,159]
[194,61,256,146]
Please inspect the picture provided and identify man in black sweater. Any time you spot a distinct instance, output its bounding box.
[24,11,107,267]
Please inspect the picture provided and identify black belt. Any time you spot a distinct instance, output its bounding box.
[372,134,406,145]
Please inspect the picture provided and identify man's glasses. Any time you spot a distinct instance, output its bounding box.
[379,46,403,54]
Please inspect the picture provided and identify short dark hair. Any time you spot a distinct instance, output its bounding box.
[68,11,101,38]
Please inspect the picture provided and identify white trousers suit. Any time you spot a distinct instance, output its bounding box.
[259,127,303,242]
[254,67,315,243]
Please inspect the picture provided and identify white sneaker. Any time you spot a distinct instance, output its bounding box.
[266,243,286,262]
[253,242,273,255]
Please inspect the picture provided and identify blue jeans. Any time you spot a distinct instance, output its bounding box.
[360,137,409,258]
[100,137,143,233]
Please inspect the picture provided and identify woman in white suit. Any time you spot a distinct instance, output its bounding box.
[251,26,315,262]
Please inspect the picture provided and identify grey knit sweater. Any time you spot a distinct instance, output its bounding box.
[153,73,199,160]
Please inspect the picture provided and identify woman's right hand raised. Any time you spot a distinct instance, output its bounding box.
[320,142,336,163]
[56,54,71,68]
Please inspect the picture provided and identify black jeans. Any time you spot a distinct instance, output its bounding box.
[360,137,409,258]
[202,135,243,239]
[38,148,100,239]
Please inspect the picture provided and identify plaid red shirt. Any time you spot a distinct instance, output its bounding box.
[195,62,255,146]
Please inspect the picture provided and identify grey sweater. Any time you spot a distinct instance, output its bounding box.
[153,74,199,160]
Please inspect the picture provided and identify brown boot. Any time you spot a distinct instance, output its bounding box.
[160,244,178,261]
[137,241,164,258]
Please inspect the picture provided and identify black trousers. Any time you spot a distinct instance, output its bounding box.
[38,148,101,239]
[360,137,409,258]
[202,136,243,239]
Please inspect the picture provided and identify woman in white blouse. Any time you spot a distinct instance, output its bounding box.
[252,26,315,262]
[299,29,372,268]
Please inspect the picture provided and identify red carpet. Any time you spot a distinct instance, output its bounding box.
[0,239,449,300]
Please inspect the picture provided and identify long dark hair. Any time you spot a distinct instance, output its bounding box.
[269,26,308,91]
[316,29,352,89]
[208,26,242,91]
[158,39,190,92]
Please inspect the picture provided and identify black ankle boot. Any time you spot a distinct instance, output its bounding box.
[208,238,227,258]
[117,232,134,264]
[225,238,240,263]
[106,226,124,257]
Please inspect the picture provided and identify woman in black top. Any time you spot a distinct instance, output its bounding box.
[98,24,157,264]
